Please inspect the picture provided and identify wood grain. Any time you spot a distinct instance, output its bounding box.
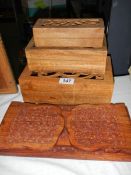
[0,102,131,161]
[26,38,107,77]
[0,35,17,94]
[19,57,113,105]
[33,18,104,48]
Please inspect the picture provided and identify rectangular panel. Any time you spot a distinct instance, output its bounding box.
[0,102,131,161]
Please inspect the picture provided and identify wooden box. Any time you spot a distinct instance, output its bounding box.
[19,57,114,105]
[0,102,131,161]
[33,18,104,48]
[0,35,17,94]
[26,38,107,78]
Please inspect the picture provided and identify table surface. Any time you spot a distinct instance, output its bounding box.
[0,75,131,175]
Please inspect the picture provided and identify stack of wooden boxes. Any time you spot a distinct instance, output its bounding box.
[19,18,114,105]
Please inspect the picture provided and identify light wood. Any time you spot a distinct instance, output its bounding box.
[33,18,104,48]
[0,102,131,161]
[19,57,114,105]
[0,35,17,94]
[26,38,107,78]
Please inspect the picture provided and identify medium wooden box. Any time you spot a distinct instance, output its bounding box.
[19,57,114,105]
[33,18,104,48]
[26,38,107,78]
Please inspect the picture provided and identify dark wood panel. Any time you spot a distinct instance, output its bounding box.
[0,101,131,161]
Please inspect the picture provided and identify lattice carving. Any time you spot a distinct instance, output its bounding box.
[31,71,104,80]
[41,19,101,27]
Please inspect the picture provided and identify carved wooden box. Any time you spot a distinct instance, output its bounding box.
[19,57,114,105]
[25,38,107,78]
[33,18,104,48]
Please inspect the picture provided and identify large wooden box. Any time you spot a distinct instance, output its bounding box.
[19,57,114,105]
[33,18,104,48]
[26,38,107,78]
